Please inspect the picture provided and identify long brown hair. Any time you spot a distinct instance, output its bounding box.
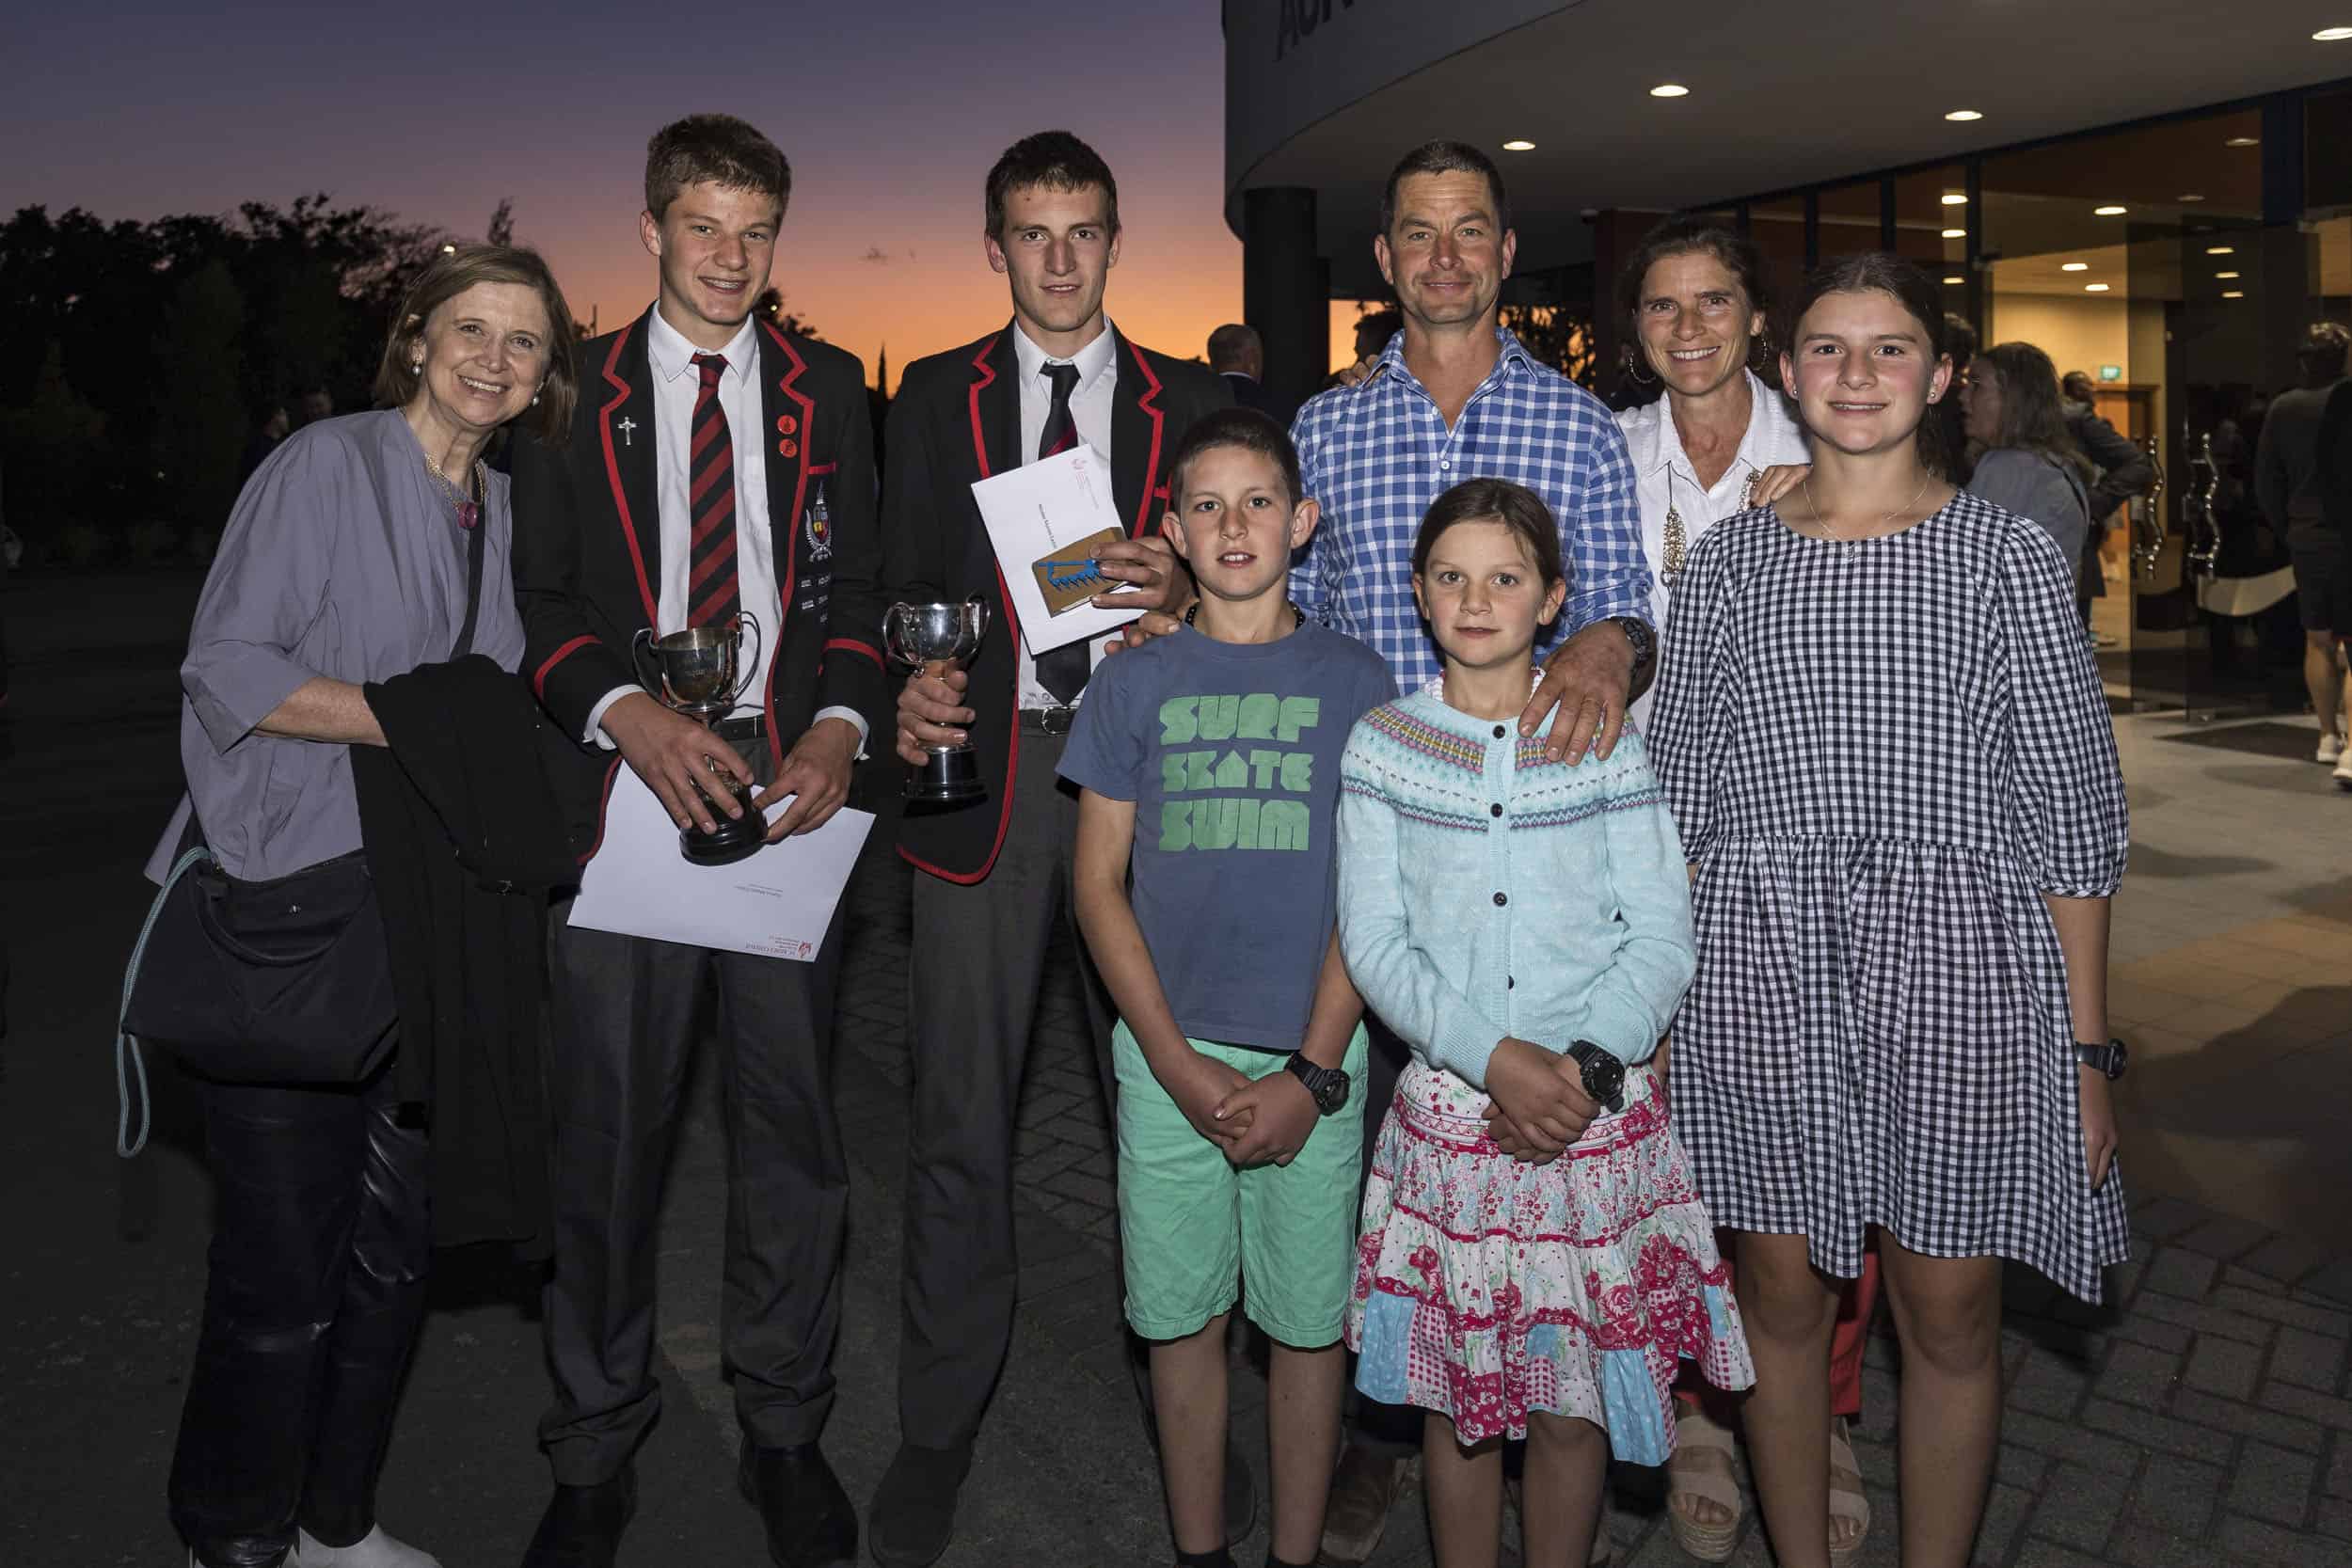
[1974,341,2092,486]
[373,245,578,442]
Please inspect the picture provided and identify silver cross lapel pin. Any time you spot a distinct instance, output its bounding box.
[617,417,638,447]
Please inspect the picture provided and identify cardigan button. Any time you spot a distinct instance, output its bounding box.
[1508,974,1515,989]
[1489,802,1502,817]
[1493,892,1507,907]
[1492,724,1506,738]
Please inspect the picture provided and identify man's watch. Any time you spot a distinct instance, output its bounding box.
[2074,1038,2128,1081]
[1284,1053,1351,1116]
[1608,615,1657,672]
[1565,1040,1626,1114]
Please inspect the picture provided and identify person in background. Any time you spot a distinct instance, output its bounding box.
[154,242,574,1568]
[1609,216,1873,1564]
[240,402,290,483]
[2060,370,2156,635]
[1963,342,2094,591]
[1208,322,1294,426]
[2256,322,2351,766]
[1328,309,1402,390]
[299,387,335,427]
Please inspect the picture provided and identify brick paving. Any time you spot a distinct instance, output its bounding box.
[833,830,2352,1568]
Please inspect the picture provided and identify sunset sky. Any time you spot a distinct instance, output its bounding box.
[4,4,1268,392]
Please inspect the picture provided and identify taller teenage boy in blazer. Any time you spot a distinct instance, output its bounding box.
[510,114,886,1568]
[872,130,1230,1567]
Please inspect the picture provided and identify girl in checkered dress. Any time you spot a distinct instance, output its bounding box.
[1337,479,1752,1568]
[1650,254,2128,1568]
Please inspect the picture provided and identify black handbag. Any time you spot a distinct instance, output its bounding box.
[113,496,488,1154]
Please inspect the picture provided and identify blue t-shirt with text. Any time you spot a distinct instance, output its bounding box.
[1058,622,1393,1052]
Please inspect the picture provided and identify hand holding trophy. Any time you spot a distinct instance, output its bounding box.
[629,611,767,865]
[885,595,991,802]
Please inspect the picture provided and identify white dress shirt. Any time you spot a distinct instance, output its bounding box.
[1010,318,1119,710]
[588,307,866,752]
[1615,369,1810,729]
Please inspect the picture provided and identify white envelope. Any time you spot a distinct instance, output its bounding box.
[568,766,872,961]
[969,443,1147,655]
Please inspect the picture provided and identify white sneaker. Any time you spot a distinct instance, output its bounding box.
[293,1527,444,1568]
[2334,749,2352,790]
[2322,731,2346,766]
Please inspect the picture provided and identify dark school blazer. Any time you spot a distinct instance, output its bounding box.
[512,306,888,859]
[880,322,1231,883]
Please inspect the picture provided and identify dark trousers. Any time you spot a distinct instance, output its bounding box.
[169,1061,432,1568]
[539,765,850,1483]
[899,729,1111,1448]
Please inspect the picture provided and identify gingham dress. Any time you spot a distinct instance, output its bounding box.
[1648,493,2131,1302]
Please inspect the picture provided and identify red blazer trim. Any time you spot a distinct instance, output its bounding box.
[533,633,599,699]
[577,755,626,867]
[1120,339,1168,537]
[598,328,659,626]
[940,331,1021,886]
[758,319,816,770]
[822,636,883,668]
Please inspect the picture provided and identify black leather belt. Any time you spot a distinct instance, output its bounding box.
[714,714,767,743]
[1018,705,1077,736]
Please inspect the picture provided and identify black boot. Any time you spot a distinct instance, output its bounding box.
[738,1442,858,1568]
[866,1441,973,1568]
[517,1464,635,1568]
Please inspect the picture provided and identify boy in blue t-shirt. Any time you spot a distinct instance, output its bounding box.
[1061,408,1393,1568]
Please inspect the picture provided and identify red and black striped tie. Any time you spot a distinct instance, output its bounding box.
[688,351,739,627]
[1033,361,1089,704]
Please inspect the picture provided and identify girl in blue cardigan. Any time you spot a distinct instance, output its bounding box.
[1337,479,1751,1568]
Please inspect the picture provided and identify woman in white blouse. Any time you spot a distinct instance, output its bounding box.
[1612,220,1871,1566]
[1613,219,1811,732]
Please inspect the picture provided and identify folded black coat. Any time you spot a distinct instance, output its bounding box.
[352,655,578,1255]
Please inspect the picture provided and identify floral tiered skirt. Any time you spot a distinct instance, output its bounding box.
[1345,1060,1752,1461]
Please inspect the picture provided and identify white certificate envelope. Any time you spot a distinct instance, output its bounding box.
[969,443,1145,655]
[569,767,872,961]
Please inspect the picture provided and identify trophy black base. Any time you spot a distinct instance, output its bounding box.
[905,747,986,804]
[678,790,768,866]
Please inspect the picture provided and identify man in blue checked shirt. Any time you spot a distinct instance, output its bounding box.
[1292,140,1654,767]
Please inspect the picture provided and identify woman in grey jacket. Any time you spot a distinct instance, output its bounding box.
[1963,343,2095,594]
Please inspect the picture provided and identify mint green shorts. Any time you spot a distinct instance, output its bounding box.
[1112,1020,1370,1348]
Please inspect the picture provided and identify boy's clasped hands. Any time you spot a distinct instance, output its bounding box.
[1480,1037,1603,1164]
[1157,1047,1323,1169]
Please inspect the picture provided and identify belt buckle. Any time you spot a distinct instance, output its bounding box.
[1037,705,1075,736]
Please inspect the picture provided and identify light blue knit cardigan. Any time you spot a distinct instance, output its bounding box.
[1336,686,1696,1090]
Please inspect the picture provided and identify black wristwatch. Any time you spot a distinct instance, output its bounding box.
[1285,1053,1351,1116]
[1608,615,1657,673]
[2075,1038,2128,1081]
[1565,1040,1626,1114]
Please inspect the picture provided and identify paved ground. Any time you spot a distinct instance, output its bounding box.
[4,569,2351,1567]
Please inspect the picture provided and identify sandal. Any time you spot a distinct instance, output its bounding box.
[1827,1416,1871,1565]
[1665,1407,1743,1562]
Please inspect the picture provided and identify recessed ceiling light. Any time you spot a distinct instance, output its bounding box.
[1941,228,1967,239]
[1940,193,1968,206]
[2226,135,2260,147]
[2222,290,2245,298]
[1650,83,1690,98]
[2178,193,2206,202]
[2216,271,2240,279]
[1502,139,1535,151]
[2315,26,2352,40]
[2085,283,2111,293]
[1943,276,1965,285]
[2061,261,2090,272]
[1946,108,1983,121]
[2094,205,2128,216]
[2206,245,2234,255]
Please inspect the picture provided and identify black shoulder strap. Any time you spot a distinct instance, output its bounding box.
[452,508,487,659]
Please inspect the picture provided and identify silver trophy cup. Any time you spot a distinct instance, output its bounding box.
[885,596,991,803]
[628,610,767,865]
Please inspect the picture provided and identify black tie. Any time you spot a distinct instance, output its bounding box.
[1033,362,1089,705]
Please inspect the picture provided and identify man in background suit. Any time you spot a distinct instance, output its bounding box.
[1209,321,1294,427]
[872,130,1230,1567]
[511,113,886,1568]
